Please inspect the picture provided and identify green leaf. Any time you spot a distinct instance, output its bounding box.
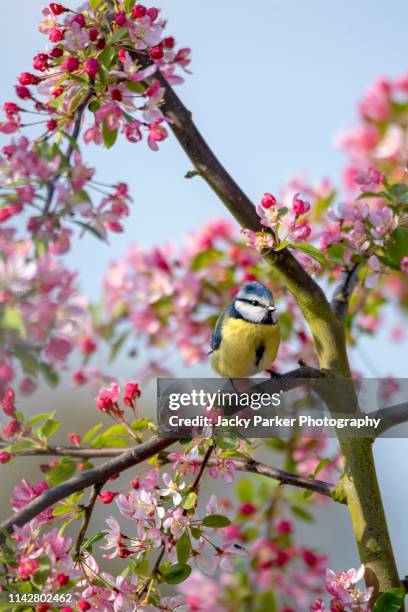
[124,0,136,13]
[312,457,330,477]
[176,532,191,564]
[98,46,116,70]
[256,591,277,612]
[47,458,76,486]
[52,505,72,517]
[110,27,128,43]
[82,531,106,552]
[386,228,408,265]
[372,588,406,611]
[290,505,314,522]
[83,422,103,443]
[202,514,231,528]
[357,191,382,200]
[291,242,328,265]
[26,412,55,428]
[109,331,129,363]
[12,346,38,377]
[162,563,192,585]
[37,418,60,439]
[327,243,345,261]
[73,220,107,242]
[191,248,223,271]
[102,121,118,148]
[1,306,26,338]
[39,362,59,387]
[125,80,146,94]
[183,491,197,511]
[236,479,255,503]
[216,435,240,451]
[90,0,103,9]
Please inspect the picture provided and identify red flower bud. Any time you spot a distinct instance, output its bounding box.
[261,192,277,208]
[150,46,164,61]
[3,419,21,438]
[83,58,100,79]
[131,4,147,19]
[73,370,87,385]
[0,451,12,464]
[239,502,257,516]
[89,28,99,42]
[131,478,140,489]
[15,85,31,100]
[68,432,81,446]
[277,519,293,534]
[33,53,50,72]
[98,490,118,504]
[18,72,40,86]
[72,14,86,28]
[46,119,58,131]
[50,47,64,58]
[118,547,132,558]
[62,57,80,72]
[111,88,123,102]
[52,86,65,98]
[163,36,175,49]
[56,573,69,587]
[147,7,159,21]
[49,3,68,15]
[49,28,65,43]
[114,11,127,26]
[78,601,91,612]
[96,38,106,50]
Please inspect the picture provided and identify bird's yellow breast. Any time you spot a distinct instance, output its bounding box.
[211,318,280,378]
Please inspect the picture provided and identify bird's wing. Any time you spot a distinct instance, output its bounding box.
[209,305,230,353]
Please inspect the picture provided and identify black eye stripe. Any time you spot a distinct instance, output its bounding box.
[240,298,262,306]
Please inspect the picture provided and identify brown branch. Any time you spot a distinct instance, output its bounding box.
[331,263,361,321]
[153,68,333,317]
[373,401,408,436]
[0,435,175,544]
[74,482,104,559]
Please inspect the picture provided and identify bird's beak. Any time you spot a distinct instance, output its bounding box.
[268,306,276,312]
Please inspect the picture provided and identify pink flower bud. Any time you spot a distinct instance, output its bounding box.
[261,192,277,208]
[114,11,127,26]
[78,601,91,612]
[18,72,40,86]
[0,451,12,464]
[131,4,147,18]
[4,102,21,114]
[96,38,106,50]
[3,419,21,438]
[83,58,100,79]
[62,56,80,72]
[68,432,81,446]
[73,370,87,385]
[98,490,118,504]
[401,256,408,275]
[292,193,311,216]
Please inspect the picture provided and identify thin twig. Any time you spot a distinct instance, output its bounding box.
[75,482,104,559]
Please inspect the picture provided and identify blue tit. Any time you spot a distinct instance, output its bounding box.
[210,281,280,377]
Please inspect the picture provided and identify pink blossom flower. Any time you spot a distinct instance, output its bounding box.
[208,458,235,484]
[159,473,186,505]
[44,335,73,363]
[163,507,189,537]
[354,167,383,192]
[401,256,408,275]
[292,193,311,216]
[147,119,168,150]
[95,103,122,131]
[96,382,120,412]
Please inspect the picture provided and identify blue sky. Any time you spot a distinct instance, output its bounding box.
[1,1,408,571]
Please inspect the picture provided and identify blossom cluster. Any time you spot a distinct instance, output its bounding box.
[0,0,190,246]
[309,564,373,611]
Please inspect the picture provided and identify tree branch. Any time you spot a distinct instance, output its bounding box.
[75,482,104,559]
[331,263,361,321]
[0,435,174,544]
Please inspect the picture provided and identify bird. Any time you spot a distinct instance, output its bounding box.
[210,281,280,378]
